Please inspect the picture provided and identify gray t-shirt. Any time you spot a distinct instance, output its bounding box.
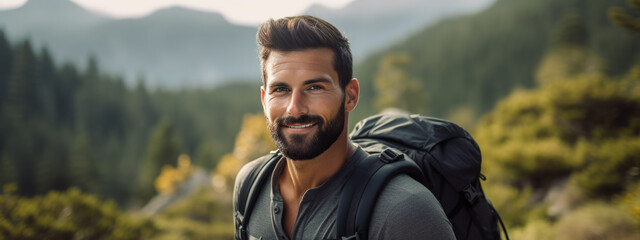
[234,147,455,240]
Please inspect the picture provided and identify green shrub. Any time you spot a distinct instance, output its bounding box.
[0,185,157,240]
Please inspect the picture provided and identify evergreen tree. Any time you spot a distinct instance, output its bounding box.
[536,11,604,84]
[0,30,14,167]
[68,133,100,194]
[85,55,100,81]
[373,52,427,113]
[5,40,37,124]
[56,64,80,127]
[4,40,39,196]
[36,47,58,123]
[0,30,12,114]
[35,128,70,193]
[550,11,589,48]
[0,153,18,188]
[195,141,217,170]
[135,119,182,203]
[128,77,156,145]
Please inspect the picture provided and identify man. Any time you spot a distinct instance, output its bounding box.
[234,15,455,240]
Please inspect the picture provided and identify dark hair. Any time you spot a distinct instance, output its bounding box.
[257,15,352,89]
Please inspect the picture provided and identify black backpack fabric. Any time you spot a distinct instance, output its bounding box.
[234,113,508,240]
[340,113,507,240]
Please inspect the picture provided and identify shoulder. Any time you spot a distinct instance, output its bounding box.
[232,154,275,202]
[369,174,455,240]
[235,155,271,184]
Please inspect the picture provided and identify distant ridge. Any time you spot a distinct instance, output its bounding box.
[145,6,228,24]
[0,0,495,87]
[0,0,258,87]
[0,0,107,33]
[304,0,495,60]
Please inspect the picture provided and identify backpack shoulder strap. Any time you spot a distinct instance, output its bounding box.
[234,151,281,240]
[337,148,425,240]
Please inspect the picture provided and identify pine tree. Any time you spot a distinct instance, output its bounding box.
[4,40,39,195]
[35,128,70,193]
[0,30,14,170]
[69,133,100,194]
[5,40,37,124]
[56,64,80,127]
[373,52,427,113]
[550,11,589,48]
[537,11,604,84]
[134,119,182,203]
[0,30,12,113]
[36,47,58,123]
[85,55,100,81]
[0,152,18,187]
[129,76,156,143]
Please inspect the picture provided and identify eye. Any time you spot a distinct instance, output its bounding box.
[271,87,289,93]
[308,85,324,91]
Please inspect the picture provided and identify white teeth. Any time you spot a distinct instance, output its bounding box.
[288,123,314,129]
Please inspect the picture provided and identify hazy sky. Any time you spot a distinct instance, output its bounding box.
[0,0,356,25]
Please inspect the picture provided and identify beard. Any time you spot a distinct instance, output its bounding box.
[268,101,345,160]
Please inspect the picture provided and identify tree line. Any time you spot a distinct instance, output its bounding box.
[0,30,261,206]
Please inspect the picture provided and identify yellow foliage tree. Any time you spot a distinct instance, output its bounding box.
[214,114,275,189]
[154,154,193,195]
[476,17,640,232]
[475,66,640,234]
[620,182,640,222]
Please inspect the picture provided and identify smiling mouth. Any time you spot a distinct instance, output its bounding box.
[286,123,316,129]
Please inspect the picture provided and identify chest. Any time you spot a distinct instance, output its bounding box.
[246,178,341,240]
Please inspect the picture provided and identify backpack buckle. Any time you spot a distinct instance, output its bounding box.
[235,212,246,240]
[379,149,404,163]
[463,185,482,205]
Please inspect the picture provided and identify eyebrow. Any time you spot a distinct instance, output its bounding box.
[303,78,332,85]
[268,81,289,89]
[268,78,332,89]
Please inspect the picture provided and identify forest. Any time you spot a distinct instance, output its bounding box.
[1,0,640,239]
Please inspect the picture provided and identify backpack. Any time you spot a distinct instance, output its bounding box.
[340,113,508,240]
[234,113,508,240]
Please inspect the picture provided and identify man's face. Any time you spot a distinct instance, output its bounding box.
[261,48,347,160]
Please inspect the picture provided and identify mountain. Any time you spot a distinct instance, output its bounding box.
[0,0,108,33]
[78,7,258,87]
[0,0,258,87]
[353,0,640,119]
[305,0,495,60]
[0,0,496,87]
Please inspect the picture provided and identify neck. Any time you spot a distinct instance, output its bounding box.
[279,132,356,200]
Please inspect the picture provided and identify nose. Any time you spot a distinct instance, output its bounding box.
[286,89,308,117]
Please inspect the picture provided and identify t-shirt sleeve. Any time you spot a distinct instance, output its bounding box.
[368,175,455,240]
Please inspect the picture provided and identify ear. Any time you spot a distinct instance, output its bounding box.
[260,85,267,110]
[344,78,359,112]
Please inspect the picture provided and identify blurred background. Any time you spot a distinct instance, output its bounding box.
[0,0,639,239]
